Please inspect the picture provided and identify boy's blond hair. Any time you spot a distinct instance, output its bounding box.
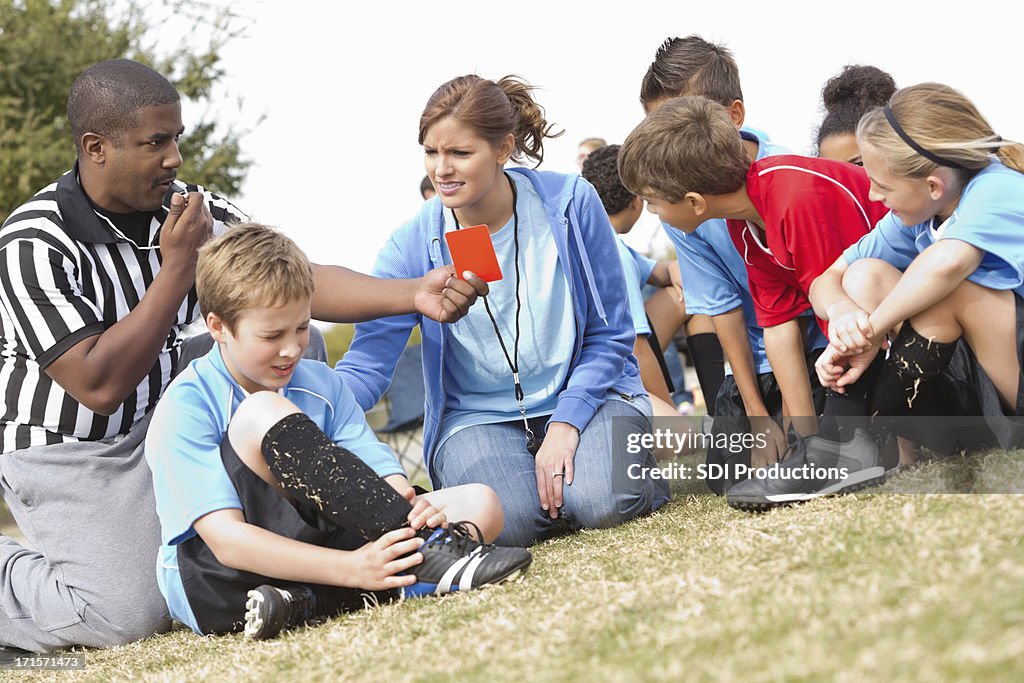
[619,95,749,202]
[196,223,314,330]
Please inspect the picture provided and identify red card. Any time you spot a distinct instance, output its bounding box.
[444,225,503,282]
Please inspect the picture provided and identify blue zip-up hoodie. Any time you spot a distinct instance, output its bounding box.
[337,167,644,482]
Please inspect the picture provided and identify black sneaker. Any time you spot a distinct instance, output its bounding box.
[244,585,319,640]
[401,521,532,598]
[726,428,890,511]
[1,645,33,668]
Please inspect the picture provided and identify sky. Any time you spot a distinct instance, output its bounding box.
[172,0,1023,273]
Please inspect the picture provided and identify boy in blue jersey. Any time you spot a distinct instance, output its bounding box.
[145,224,531,639]
[639,36,828,491]
[581,144,679,420]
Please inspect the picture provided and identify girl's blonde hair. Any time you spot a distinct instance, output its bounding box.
[857,82,1024,180]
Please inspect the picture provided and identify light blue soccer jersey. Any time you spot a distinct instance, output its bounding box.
[844,161,1024,296]
[145,345,404,633]
[616,237,657,336]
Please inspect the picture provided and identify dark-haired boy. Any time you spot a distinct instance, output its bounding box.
[619,95,890,509]
[581,144,679,419]
[639,36,829,491]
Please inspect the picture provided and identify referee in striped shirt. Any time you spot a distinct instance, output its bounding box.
[0,59,486,657]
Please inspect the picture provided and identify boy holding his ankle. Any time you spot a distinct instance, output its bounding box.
[145,223,530,640]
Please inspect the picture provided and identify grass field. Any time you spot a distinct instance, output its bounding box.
[6,449,1024,682]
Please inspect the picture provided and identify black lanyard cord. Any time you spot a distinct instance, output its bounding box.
[450,173,539,453]
[450,172,524,400]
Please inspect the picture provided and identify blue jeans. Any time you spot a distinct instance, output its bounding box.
[434,400,670,546]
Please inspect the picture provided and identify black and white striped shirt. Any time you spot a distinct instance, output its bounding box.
[0,164,242,453]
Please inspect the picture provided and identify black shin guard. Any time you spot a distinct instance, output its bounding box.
[870,322,958,418]
[688,333,725,417]
[261,413,412,540]
[817,354,886,441]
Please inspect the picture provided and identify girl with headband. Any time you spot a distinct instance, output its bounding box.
[810,82,1024,449]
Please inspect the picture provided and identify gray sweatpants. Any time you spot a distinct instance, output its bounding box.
[0,328,328,651]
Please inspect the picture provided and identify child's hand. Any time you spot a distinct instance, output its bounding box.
[834,345,882,389]
[402,487,447,531]
[749,417,788,468]
[827,300,874,354]
[349,527,423,591]
[815,344,847,391]
[815,343,882,393]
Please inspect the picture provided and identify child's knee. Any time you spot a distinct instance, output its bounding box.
[227,393,301,479]
[439,483,504,542]
[842,258,899,302]
[227,393,302,469]
[465,483,504,541]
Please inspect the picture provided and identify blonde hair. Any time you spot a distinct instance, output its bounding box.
[619,95,748,202]
[196,223,314,330]
[857,82,1024,180]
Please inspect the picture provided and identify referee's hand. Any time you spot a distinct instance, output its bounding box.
[160,191,213,270]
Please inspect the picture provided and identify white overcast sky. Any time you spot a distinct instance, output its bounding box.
[173,0,1022,273]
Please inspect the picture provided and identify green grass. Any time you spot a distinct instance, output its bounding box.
[8,451,1024,682]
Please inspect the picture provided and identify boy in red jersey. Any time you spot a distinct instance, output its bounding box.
[619,95,891,508]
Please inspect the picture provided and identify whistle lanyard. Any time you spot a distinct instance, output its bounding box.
[450,173,539,453]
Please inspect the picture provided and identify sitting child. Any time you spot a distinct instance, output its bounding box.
[581,143,679,418]
[145,223,531,640]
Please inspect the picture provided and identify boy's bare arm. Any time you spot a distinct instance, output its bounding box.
[646,261,673,289]
[192,508,422,591]
[763,320,817,437]
[711,308,769,416]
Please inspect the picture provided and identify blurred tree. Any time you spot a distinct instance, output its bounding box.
[0,0,252,221]
[322,323,422,367]
[323,323,355,367]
